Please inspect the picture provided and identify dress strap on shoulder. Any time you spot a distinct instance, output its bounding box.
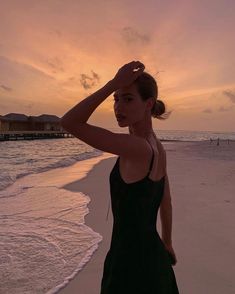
[146,139,154,174]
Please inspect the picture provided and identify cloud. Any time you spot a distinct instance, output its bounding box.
[0,56,67,104]
[79,70,100,90]
[121,26,151,45]
[0,55,56,81]
[1,84,12,92]
[223,90,235,103]
[91,70,100,81]
[218,106,230,112]
[44,57,65,73]
[203,108,212,113]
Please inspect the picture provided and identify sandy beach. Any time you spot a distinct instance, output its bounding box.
[58,140,235,294]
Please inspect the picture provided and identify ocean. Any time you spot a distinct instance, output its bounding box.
[0,129,234,293]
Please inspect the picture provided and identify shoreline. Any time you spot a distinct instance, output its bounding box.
[0,151,114,294]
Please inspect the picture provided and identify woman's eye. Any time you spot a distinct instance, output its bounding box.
[113,97,132,102]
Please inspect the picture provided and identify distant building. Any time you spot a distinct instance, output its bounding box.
[0,113,63,132]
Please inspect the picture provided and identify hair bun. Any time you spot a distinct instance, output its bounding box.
[152,99,165,118]
[134,71,172,120]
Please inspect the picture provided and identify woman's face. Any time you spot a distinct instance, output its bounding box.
[113,83,151,127]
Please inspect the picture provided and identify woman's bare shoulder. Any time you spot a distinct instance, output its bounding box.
[154,134,166,154]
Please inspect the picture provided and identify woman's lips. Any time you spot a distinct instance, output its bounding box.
[116,115,126,121]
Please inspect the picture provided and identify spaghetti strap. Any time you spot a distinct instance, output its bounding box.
[146,139,154,175]
[106,139,153,222]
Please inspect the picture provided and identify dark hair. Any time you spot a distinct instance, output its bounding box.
[133,72,171,120]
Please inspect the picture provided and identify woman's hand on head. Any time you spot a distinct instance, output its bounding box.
[111,60,145,89]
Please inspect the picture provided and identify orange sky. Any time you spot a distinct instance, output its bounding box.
[0,0,235,131]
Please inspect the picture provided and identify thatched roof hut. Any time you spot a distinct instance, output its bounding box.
[0,113,62,131]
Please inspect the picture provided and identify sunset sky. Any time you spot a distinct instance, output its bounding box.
[1,0,235,131]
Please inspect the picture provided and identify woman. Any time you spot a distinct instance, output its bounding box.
[61,61,179,293]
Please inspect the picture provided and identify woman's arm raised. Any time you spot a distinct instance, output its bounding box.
[60,61,148,158]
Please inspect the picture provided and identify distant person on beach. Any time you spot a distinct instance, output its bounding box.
[61,61,179,293]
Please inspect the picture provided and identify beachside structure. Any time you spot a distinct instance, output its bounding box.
[0,113,63,132]
[0,113,74,141]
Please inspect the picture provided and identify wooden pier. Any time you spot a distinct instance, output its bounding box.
[0,131,74,141]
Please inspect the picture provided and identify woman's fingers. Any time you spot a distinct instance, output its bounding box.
[136,64,145,72]
[128,60,145,69]
[133,63,145,74]
[112,61,145,88]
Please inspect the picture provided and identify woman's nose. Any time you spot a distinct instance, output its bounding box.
[114,105,124,113]
[114,103,122,111]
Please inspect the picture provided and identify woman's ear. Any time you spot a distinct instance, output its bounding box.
[147,97,155,110]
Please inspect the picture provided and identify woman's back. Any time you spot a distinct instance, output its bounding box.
[119,133,166,183]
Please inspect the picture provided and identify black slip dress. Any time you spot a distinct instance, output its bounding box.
[100,139,179,294]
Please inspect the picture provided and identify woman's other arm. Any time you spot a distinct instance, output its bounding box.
[160,173,173,246]
[154,137,173,246]
[159,149,177,265]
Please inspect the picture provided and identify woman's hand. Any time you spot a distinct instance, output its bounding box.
[163,242,178,266]
[111,60,145,89]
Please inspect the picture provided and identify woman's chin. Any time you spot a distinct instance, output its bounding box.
[117,120,128,127]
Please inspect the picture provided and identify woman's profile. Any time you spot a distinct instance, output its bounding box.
[61,61,179,293]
